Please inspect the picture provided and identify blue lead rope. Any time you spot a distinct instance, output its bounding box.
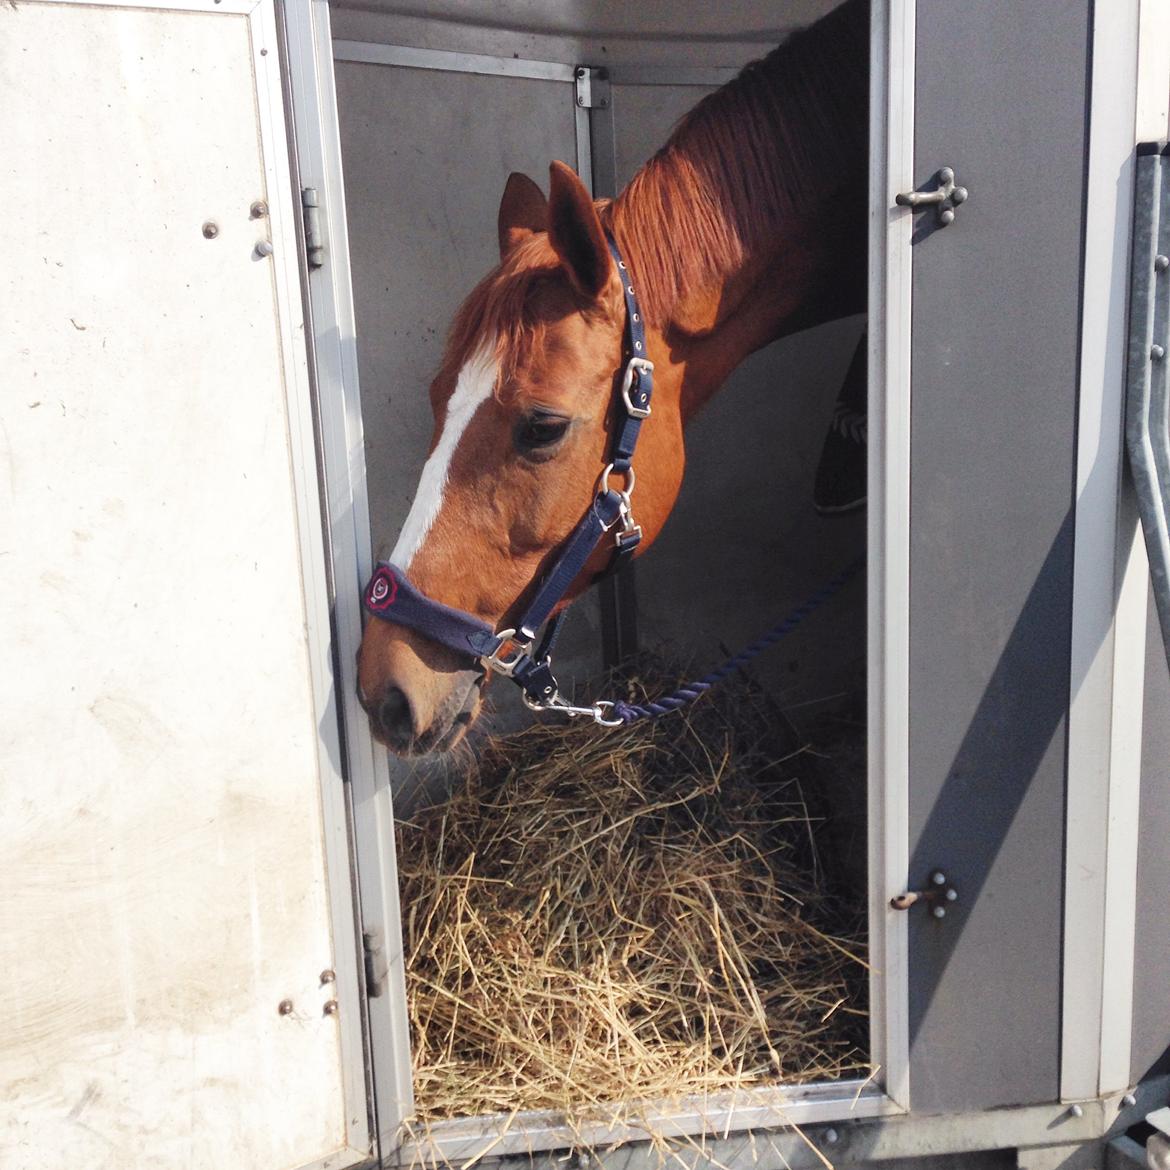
[608,556,864,724]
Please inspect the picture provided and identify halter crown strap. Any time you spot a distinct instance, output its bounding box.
[362,233,651,711]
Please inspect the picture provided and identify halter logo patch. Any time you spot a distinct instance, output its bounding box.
[365,566,398,612]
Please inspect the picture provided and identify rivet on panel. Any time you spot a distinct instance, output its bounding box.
[320,969,336,985]
[250,200,269,219]
[824,1128,840,1145]
[1152,344,1165,361]
[278,999,294,1016]
[202,221,219,239]
[1122,1093,1137,1107]
[1156,255,1169,273]
[1068,1104,1084,1119]
[932,906,946,919]
[255,241,274,259]
[323,1000,339,1016]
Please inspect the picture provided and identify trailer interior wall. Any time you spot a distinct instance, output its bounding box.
[330,0,865,797]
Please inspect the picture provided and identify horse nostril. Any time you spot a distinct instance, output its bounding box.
[377,687,415,751]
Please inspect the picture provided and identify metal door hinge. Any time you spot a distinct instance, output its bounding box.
[574,65,610,110]
[896,166,969,226]
[301,186,325,269]
[891,869,959,918]
[363,928,388,998]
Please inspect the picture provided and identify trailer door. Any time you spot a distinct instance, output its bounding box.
[0,4,370,1167]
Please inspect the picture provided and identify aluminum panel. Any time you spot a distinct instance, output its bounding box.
[907,0,1090,1110]
[0,3,363,1167]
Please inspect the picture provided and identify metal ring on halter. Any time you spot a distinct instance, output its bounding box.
[483,628,531,677]
[620,357,654,419]
[599,462,635,500]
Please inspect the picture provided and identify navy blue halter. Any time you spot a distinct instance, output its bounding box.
[362,234,652,720]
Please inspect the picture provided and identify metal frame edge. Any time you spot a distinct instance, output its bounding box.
[1061,0,1143,1105]
[867,0,913,1114]
[280,0,417,1158]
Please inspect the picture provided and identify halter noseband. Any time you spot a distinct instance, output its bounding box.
[362,234,653,725]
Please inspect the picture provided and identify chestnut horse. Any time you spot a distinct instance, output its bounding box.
[357,0,868,754]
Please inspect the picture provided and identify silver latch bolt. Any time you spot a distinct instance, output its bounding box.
[896,166,969,226]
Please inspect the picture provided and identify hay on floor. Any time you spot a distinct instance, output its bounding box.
[395,671,870,1127]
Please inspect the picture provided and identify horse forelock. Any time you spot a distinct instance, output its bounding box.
[437,229,626,411]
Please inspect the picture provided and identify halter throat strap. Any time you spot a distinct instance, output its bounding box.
[362,232,653,712]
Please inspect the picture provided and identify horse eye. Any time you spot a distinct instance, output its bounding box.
[514,414,570,454]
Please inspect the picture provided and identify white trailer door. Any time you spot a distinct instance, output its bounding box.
[0,4,370,1168]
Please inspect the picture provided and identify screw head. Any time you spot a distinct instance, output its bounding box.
[202,221,219,239]
[1156,255,1169,273]
[577,95,586,106]
[277,999,294,1016]
[250,200,269,219]
[323,999,339,1016]
[1152,344,1165,361]
[255,240,274,258]
[320,969,335,985]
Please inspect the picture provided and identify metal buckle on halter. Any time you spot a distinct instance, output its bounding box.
[620,357,654,419]
[483,628,532,677]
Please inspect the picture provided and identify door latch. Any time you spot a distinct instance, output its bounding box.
[896,167,969,226]
[301,187,325,269]
[891,870,959,918]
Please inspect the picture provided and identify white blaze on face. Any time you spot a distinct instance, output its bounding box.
[390,339,499,571]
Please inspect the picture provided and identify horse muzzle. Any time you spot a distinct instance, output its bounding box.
[357,621,485,756]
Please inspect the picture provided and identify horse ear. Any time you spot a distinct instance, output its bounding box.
[497,172,548,261]
[547,160,611,299]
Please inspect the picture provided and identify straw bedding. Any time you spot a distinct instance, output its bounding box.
[395,671,870,1127]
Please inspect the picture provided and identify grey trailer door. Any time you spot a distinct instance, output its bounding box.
[901,2,1091,1111]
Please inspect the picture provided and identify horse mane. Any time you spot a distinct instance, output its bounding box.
[604,0,868,326]
[439,0,867,384]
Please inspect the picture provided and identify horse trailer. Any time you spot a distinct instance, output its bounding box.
[3,2,1170,1169]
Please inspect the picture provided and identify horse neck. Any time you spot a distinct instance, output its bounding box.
[608,0,868,421]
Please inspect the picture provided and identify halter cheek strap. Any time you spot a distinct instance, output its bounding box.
[362,233,653,721]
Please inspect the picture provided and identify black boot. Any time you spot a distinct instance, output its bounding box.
[814,332,867,515]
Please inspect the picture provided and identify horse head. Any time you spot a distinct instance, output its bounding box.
[357,162,686,755]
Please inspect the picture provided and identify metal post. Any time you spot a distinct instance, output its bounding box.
[573,64,639,666]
